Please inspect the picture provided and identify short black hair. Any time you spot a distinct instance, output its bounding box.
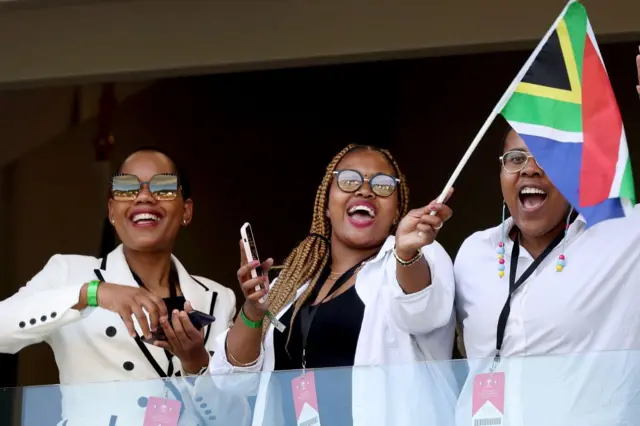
[116,146,192,199]
[500,127,513,154]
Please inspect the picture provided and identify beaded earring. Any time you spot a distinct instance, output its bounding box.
[497,201,506,278]
[556,206,573,272]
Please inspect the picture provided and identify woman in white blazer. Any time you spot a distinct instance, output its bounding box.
[0,148,249,426]
[210,144,459,426]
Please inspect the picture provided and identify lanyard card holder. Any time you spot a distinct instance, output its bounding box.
[292,370,321,426]
[471,370,505,426]
[144,386,181,426]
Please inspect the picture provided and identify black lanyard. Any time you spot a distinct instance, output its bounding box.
[128,267,180,377]
[299,256,373,369]
[130,265,179,299]
[494,230,565,358]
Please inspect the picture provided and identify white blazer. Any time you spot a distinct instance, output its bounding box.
[0,245,251,426]
[210,235,460,426]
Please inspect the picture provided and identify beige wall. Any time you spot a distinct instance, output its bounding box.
[0,0,639,87]
[5,41,640,387]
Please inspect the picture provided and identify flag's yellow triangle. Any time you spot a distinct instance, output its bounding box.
[515,19,582,104]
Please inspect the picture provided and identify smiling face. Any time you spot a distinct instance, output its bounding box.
[108,150,193,253]
[500,129,569,238]
[327,148,400,250]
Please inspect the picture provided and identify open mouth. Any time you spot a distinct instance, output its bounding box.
[347,203,376,227]
[129,212,162,227]
[518,186,548,211]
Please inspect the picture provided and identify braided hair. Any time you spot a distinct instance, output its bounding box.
[265,144,411,347]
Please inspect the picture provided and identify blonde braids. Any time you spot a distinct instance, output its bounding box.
[264,145,410,350]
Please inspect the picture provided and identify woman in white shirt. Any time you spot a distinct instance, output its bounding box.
[210,144,458,426]
[0,148,247,426]
[455,118,640,426]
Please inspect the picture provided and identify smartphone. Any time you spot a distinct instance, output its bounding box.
[240,222,266,304]
[141,310,216,344]
[188,310,216,330]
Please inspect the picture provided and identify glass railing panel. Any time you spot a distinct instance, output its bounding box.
[3,350,640,425]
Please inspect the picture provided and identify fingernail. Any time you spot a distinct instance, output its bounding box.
[430,205,438,211]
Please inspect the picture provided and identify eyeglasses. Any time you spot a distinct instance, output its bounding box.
[499,150,543,174]
[111,173,181,201]
[332,169,400,197]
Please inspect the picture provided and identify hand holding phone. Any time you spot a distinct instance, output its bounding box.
[141,310,215,344]
[240,222,267,304]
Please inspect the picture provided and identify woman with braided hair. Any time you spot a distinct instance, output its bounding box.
[210,145,458,425]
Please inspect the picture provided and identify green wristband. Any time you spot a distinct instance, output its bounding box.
[87,280,101,307]
[240,307,263,328]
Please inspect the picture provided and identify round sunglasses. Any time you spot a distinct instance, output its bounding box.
[499,150,543,174]
[111,173,181,201]
[332,169,400,197]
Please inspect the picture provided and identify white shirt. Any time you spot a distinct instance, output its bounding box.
[210,235,459,426]
[455,205,640,426]
[0,245,250,426]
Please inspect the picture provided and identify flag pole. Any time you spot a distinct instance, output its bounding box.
[430,0,577,213]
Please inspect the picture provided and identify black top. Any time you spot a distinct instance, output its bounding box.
[272,284,365,426]
[274,284,365,370]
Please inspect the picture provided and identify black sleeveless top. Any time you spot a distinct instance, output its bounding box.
[272,285,365,426]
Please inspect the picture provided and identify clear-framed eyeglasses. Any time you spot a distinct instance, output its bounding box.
[499,150,543,174]
[332,169,400,197]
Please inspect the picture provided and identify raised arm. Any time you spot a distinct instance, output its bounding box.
[388,197,455,334]
[210,242,273,382]
[393,193,453,294]
[222,240,273,370]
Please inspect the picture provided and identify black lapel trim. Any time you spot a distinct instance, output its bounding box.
[204,291,217,346]
[191,275,217,346]
[191,275,218,346]
[191,275,210,291]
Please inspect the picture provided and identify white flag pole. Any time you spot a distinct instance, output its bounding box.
[430,0,577,213]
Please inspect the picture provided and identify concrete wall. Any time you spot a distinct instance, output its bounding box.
[0,0,638,87]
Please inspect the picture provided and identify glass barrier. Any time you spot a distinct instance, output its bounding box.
[3,350,640,426]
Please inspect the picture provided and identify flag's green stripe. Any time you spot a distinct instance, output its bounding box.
[502,92,582,132]
[619,158,636,204]
[564,2,588,82]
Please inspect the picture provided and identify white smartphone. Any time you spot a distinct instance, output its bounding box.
[240,222,266,304]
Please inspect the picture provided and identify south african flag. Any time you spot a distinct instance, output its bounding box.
[501,0,635,227]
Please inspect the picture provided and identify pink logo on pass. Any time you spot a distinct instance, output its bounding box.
[472,372,505,415]
[291,371,319,419]
[143,397,181,426]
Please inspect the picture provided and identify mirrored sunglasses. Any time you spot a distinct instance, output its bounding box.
[499,150,542,173]
[111,173,181,201]
[333,169,399,198]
